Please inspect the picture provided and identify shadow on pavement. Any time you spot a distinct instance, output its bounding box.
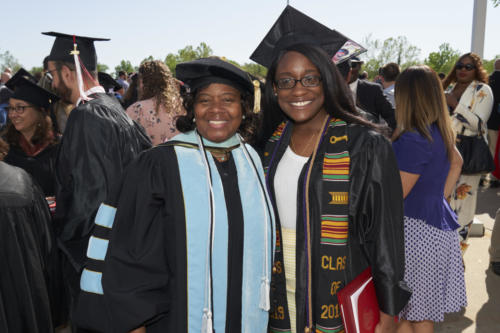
[475,187,500,220]
[435,308,474,332]
[475,268,500,332]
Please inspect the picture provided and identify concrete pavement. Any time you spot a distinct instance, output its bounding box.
[435,184,500,333]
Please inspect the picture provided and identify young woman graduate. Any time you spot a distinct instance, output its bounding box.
[250,6,411,333]
[78,57,275,333]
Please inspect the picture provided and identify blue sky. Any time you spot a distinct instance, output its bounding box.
[2,0,500,71]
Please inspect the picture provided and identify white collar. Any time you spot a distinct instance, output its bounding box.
[349,79,359,91]
[76,85,106,106]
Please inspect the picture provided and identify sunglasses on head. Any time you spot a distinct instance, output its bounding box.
[455,63,475,71]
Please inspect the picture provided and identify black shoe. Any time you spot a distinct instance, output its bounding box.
[492,262,500,276]
[489,180,500,188]
[479,178,486,187]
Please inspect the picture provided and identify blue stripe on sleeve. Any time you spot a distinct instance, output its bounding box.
[87,236,109,261]
[80,269,104,295]
[94,203,117,229]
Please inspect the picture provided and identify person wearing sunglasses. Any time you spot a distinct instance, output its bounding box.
[442,53,494,247]
[0,76,60,197]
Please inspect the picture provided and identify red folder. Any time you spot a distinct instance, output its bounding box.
[337,267,380,333]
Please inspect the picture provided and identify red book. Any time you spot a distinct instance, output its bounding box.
[337,267,380,333]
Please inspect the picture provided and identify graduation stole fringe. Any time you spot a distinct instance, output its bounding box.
[265,117,350,333]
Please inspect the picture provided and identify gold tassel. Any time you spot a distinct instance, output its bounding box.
[253,80,261,114]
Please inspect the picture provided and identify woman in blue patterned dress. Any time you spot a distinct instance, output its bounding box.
[392,65,467,333]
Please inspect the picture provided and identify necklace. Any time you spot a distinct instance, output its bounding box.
[290,130,319,157]
[211,151,229,162]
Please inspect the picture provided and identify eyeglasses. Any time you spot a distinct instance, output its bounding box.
[456,63,475,71]
[275,75,322,89]
[5,105,35,114]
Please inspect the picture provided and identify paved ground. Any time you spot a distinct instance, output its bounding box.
[435,184,500,333]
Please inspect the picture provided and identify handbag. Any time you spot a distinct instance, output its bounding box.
[455,119,495,175]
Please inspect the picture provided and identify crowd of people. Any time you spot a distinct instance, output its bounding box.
[0,5,499,333]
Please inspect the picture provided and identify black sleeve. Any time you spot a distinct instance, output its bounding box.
[373,85,397,130]
[101,151,171,332]
[349,131,411,315]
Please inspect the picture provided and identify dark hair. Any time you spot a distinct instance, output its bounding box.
[336,60,351,81]
[380,62,400,82]
[442,52,489,88]
[122,73,139,109]
[118,70,127,77]
[43,56,50,71]
[54,60,97,80]
[176,83,259,143]
[263,43,379,131]
[2,104,55,147]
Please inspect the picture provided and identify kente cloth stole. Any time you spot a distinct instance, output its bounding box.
[266,118,350,333]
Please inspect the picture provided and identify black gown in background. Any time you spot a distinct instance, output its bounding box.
[0,162,65,332]
[4,142,59,196]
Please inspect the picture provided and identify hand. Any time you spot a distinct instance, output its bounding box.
[0,138,9,161]
[375,311,396,333]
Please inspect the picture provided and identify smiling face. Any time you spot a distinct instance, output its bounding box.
[455,56,476,84]
[194,83,243,142]
[8,98,41,137]
[274,51,327,126]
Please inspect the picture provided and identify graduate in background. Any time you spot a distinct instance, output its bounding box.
[251,6,411,333]
[42,32,152,332]
[0,162,65,332]
[77,57,274,332]
[1,76,59,196]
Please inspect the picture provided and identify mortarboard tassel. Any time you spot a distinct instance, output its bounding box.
[71,35,90,103]
[201,308,213,333]
[253,80,261,114]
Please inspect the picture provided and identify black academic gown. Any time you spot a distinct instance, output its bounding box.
[263,122,411,331]
[75,145,244,333]
[4,141,59,196]
[54,92,151,274]
[0,162,64,332]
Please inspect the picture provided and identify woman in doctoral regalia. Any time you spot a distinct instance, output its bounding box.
[78,57,274,333]
[250,6,411,333]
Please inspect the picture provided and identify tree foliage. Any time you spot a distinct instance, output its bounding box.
[0,50,22,72]
[140,55,156,65]
[483,55,500,74]
[97,63,109,73]
[165,43,213,74]
[114,60,135,76]
[360,35,420,78]
[424,43,461,75]
[493,0,499,7]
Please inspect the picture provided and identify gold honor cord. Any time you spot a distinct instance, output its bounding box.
[303,115,330,332]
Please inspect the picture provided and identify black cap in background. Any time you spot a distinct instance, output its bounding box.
[5,68,37,90]
[9,77,59,109]
[98,72,122,92]
[250,5,348,68]
[42,32,110,71]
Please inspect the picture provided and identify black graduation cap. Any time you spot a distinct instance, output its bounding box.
[98,72,122,92]
[250,5,349,68]
[42,32,110,71]
[9,77,59,109]
[176,57,255,95]
[5,68,37,90]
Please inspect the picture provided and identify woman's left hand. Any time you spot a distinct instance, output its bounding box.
[0,138,9,161]
[375,311,396,333]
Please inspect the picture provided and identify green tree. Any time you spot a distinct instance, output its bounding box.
[97,63,109,73]
[0,50,22,72]
[493,0,499,7]
[424,43,461,75]
[140,55,156,65]
[361,35,420,78]
[164,43,214,74]
[114,60,135,76]
[240,63,267,79]
[483,55,500,74]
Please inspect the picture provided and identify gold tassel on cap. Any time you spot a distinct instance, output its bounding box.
[253,80,261,114]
